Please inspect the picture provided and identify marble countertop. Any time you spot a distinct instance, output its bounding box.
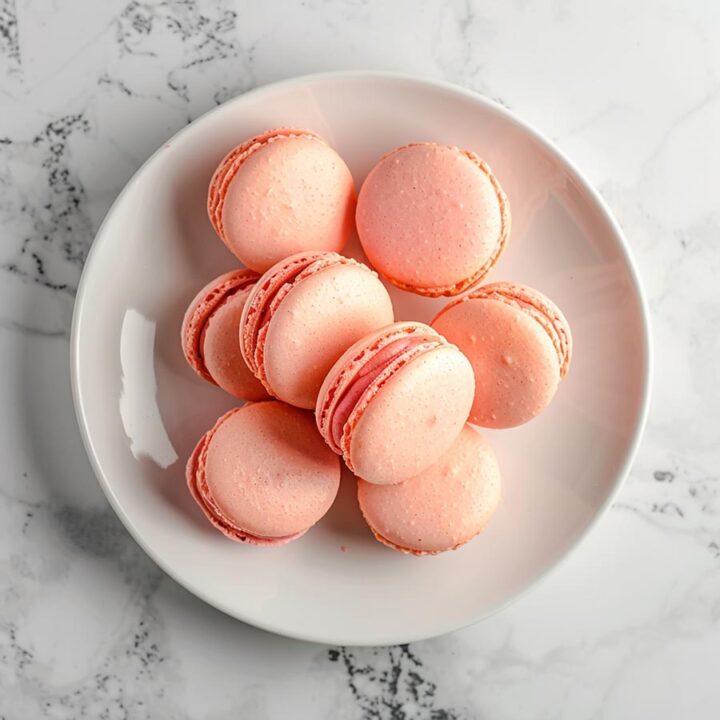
[1,1,718,717]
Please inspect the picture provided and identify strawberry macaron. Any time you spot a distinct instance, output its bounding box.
[181,269,269,401]
[187,401,340,545]
[316,322,475,486]
[356,142,510,297]
[432,282,572,428]
[240,251,394,410]
[208,128,356,272]
[358,424,501,555]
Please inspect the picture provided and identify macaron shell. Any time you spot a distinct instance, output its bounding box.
[347,344,475,485]
[186,415,303,546]
[327,335,422,449]
[315,321,442,450]
[356,143,509,296]
[219,135,356,271]
[239,251,326,377]
[208,128,323,238]
[181,269,267,401]
[432,296,560,428]
[261,262,394,409]
[358,424,501,555]
[465,281,573,377]
[194,402,340,539]
[201,288,269,401]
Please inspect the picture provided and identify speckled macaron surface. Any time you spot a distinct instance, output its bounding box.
[356,143,510,296]
[181,269,269,401]
[358,424,501,555]
[432,282,572,428]
[316,322,475,485]
[241,252,394,410]
[208,129,356,272]
[187,401,341,545]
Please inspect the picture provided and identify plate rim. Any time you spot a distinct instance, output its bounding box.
[70,70,653,646]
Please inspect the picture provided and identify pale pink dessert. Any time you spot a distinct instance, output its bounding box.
[187,401,340,545]
[356,142,510,297]
[181,269,269,401]
[432,282,572,428]
[358,424,501,555]
[315,322,475,486]
[208,128,356,272]
[240,251,394,410]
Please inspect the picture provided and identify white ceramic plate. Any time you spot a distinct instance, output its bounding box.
[71,72,651,646]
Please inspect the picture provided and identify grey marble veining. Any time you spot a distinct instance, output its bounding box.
[1,1,719,718]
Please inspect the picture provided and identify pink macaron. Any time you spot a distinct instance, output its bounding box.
[358,424,501,555]
[181,269,269,401]
[240,251,394,410]
[208,128,356,272]
[356,142,510,297]
[187,401,341,545]
[315,321,475,486]
[432,282,572,428]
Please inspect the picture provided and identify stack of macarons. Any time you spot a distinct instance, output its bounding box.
[181,127,572,555]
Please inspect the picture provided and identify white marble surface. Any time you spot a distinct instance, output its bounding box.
[1,0,718,717]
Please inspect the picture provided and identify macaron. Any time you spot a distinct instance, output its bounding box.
[181,269,269,401]
[187,401,341,545]
[208,128,356,272]
[356,142,510,297]
[432,282,572,428]
[240,251,394,410]
[315,321,475,486]
[358,424,501,555]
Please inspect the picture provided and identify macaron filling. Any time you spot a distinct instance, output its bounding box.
[208,128,323,243]
[241,252,357,392]
[317,324,447,457]
[338,340,443,468]
[187,409,305,545]
[329,336,422,448]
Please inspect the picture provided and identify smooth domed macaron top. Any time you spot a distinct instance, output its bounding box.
[187,402,340,542]
[181,269,269,401]
[208,128,356,272]
[316,321,475,485]
[358,424,501,555]
[240,251,394,410]
[432,282,572,428]
[356,143,510,296]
